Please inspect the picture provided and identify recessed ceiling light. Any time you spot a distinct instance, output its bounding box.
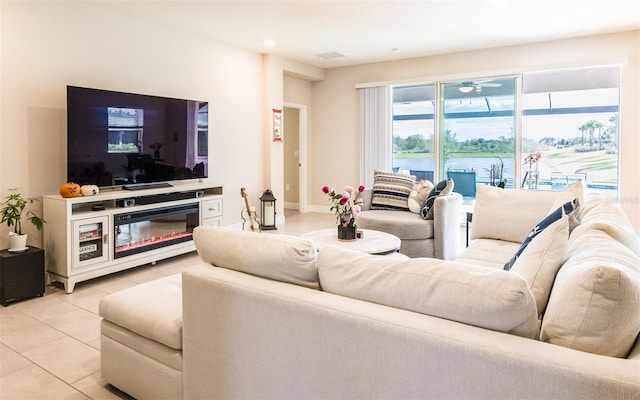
[264,39,275,47]
[392,48,400,53]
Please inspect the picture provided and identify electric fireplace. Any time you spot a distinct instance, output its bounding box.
[114,203,199,259]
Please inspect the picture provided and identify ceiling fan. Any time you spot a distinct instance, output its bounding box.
[458,80,502,93]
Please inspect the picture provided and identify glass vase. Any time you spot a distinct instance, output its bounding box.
[527,161,539,190]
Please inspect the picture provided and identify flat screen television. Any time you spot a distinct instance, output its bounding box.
[67,86,208,190]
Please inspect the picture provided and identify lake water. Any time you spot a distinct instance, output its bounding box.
[393,156,617,194]
[393,157,515,178]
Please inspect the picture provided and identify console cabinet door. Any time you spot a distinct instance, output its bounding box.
[72,216,110,270]
[201,197,223,227]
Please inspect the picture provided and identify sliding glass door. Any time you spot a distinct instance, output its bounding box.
[521,66,619,199]
[392,85,436,182]
[439,77,518,198]
[387,66,620,201]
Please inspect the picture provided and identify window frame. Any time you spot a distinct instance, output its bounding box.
[388,65,620,199]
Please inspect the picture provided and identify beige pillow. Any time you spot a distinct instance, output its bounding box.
[549,180,584,232]
[510,214,569,317]
[317,247,539,338]
[572,197,640,257]
[541,229,640,358]
[581,191,607,215]
[471,185,559,243]
[193,226,319,289]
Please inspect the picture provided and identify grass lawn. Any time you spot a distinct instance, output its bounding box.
[539,147,617,182]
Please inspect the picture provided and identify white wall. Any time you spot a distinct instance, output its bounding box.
[263,55,323,222]
[0,1,264,248]
[309,30,640,231]
[2,2,638,246]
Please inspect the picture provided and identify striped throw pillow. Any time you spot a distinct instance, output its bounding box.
[371,170,416,211]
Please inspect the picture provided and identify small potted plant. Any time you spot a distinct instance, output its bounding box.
[0,189,46,251]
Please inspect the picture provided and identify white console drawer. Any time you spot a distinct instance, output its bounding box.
[202,198,223,219]
[201,216,222,227]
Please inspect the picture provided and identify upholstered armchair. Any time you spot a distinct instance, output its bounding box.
[355,189,462,259]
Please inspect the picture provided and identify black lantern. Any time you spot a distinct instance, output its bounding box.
[259,189,277,230]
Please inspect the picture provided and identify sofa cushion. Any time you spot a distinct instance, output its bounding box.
[318,247,539,339]
[193,226,319,289]
[509,214,569,317]
[541,229,640,358]
[370,170,415,211]
[455,239,521,269]
[99,274,183,350]
[101,320,183,371]
[355,210,434,240]
[573,194,640,257]
[471,185,559,243]
[420,179,454,220]
[504,199,576,271]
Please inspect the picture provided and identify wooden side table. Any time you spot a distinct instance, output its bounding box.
[0,247,45,306]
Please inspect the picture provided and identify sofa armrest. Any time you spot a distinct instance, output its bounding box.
[433,192,462,260]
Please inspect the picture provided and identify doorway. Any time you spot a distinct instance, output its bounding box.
[283,103,307,213]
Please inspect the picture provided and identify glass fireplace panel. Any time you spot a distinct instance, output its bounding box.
[113,203,199,259]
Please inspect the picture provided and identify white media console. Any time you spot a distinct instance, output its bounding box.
[43,182,223,293]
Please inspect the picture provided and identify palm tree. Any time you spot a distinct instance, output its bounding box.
[607,114,619,148]
[592,120,604,150]
[586,120,596,148]
[581,120,603,150]
[578,123,587,146]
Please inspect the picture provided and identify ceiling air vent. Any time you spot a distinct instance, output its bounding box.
[315,51,346,60]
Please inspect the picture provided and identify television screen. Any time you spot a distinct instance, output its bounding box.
[67,86,208,189]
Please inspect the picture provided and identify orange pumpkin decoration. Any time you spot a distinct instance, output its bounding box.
[60,182,81,198]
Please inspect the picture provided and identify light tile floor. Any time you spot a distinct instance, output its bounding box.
[0,210,334,400]
[0,210,464,399]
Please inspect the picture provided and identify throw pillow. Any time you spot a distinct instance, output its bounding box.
[571,196,640,257]
[371,170,416,211]
[317,246,539,339]
[408,180,434,214]
[509,214,569,317]
[193,226,320,289]
[420,179,454,220]
[503,199,576,271]
[541,229,640,358]
[549,180,584,232]
[470,185,559,243]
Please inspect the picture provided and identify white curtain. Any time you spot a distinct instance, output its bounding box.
[358,86,391,187]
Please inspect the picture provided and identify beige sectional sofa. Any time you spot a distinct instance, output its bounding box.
[99,184,640,399]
